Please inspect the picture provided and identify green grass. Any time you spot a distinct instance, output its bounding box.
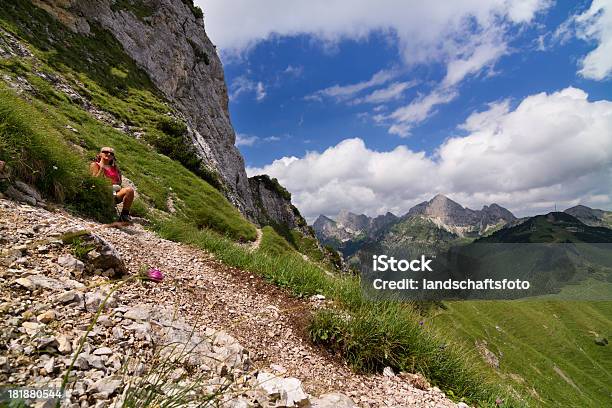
[431,300,612,407]
[0,82,255,239]
[0,87,116,222]
[259,226,296,256]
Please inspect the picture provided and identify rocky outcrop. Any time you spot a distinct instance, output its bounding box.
[34,0,258,216]
[565,205,612,228]
[24,0,310,229]
[248,175,310,233]
[313,215,351,243]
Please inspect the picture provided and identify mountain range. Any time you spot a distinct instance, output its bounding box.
[313,194,516,252]
[313,195,612,268]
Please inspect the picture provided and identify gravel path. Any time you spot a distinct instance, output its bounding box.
[1,199,463,408]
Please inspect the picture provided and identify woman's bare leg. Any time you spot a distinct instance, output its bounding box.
[116,187,135,211]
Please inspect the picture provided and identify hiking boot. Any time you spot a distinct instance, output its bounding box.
[118,213,132,223]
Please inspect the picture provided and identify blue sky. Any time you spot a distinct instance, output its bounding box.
[198,0,612,219]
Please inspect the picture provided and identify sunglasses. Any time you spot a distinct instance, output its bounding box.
[101,151,115,155]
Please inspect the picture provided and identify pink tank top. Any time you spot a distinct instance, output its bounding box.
[100,164,121,185]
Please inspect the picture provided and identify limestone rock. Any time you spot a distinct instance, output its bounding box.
[58,254,85,273]
[93,347,113,356]
[311,393,357,408]
[37,310,56,323]
[123,306,151,321]
[15,181,43,202]
[56,335,72,354]
[256,372,309,407]
[383,366,395,377]
[89,376,122,399]
[594,337,608,346]
[22,321,44,336]
[475,340,500,369]
[5,185,37,206]
[16,275,68,291]
[85,289,117,312]
[248,175,309,233]
[63,0,256,218]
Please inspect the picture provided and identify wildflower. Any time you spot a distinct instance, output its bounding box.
[146,267,164,282]
[495,398,503,406]
[419,321,424,326]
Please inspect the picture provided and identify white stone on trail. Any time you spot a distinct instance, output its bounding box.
[310,393,357,408]
[123,306,151,321]
[89,376,122,399]
[93,347,113,356]
[22,321,44,336]
[15,277,35,290]
[37,310,56,323]
[256,372,309,407]
[56,335,72,354]
[310,294,326,301]
[383,366,395,377]
[58,254,85,272]
[85,289,117,312]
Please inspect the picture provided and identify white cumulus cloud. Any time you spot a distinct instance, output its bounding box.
[575,0,612,80]
[248,87,612,220]
[235,133,258,146]
[198,0,549,65]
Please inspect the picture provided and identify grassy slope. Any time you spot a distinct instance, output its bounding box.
[430,215,612,406]
[0,2,256,241]
[0,87,116,221]
[432,301,612,407]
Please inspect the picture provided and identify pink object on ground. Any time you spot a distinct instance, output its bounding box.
[147,268,164,282]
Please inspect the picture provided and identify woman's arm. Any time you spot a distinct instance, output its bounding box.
[90,162,103,177]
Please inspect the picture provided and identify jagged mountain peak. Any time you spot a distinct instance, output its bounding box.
[407,195,472,225]
[336,210,371,231]
[404,195,516,236]
[313,214,336,226]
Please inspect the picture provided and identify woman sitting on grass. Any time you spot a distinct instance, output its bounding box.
[90,147,134,222]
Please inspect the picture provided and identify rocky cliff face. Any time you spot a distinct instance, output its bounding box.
[33,0,267,220]
[312,215,352,243]
[249,175,310,234]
